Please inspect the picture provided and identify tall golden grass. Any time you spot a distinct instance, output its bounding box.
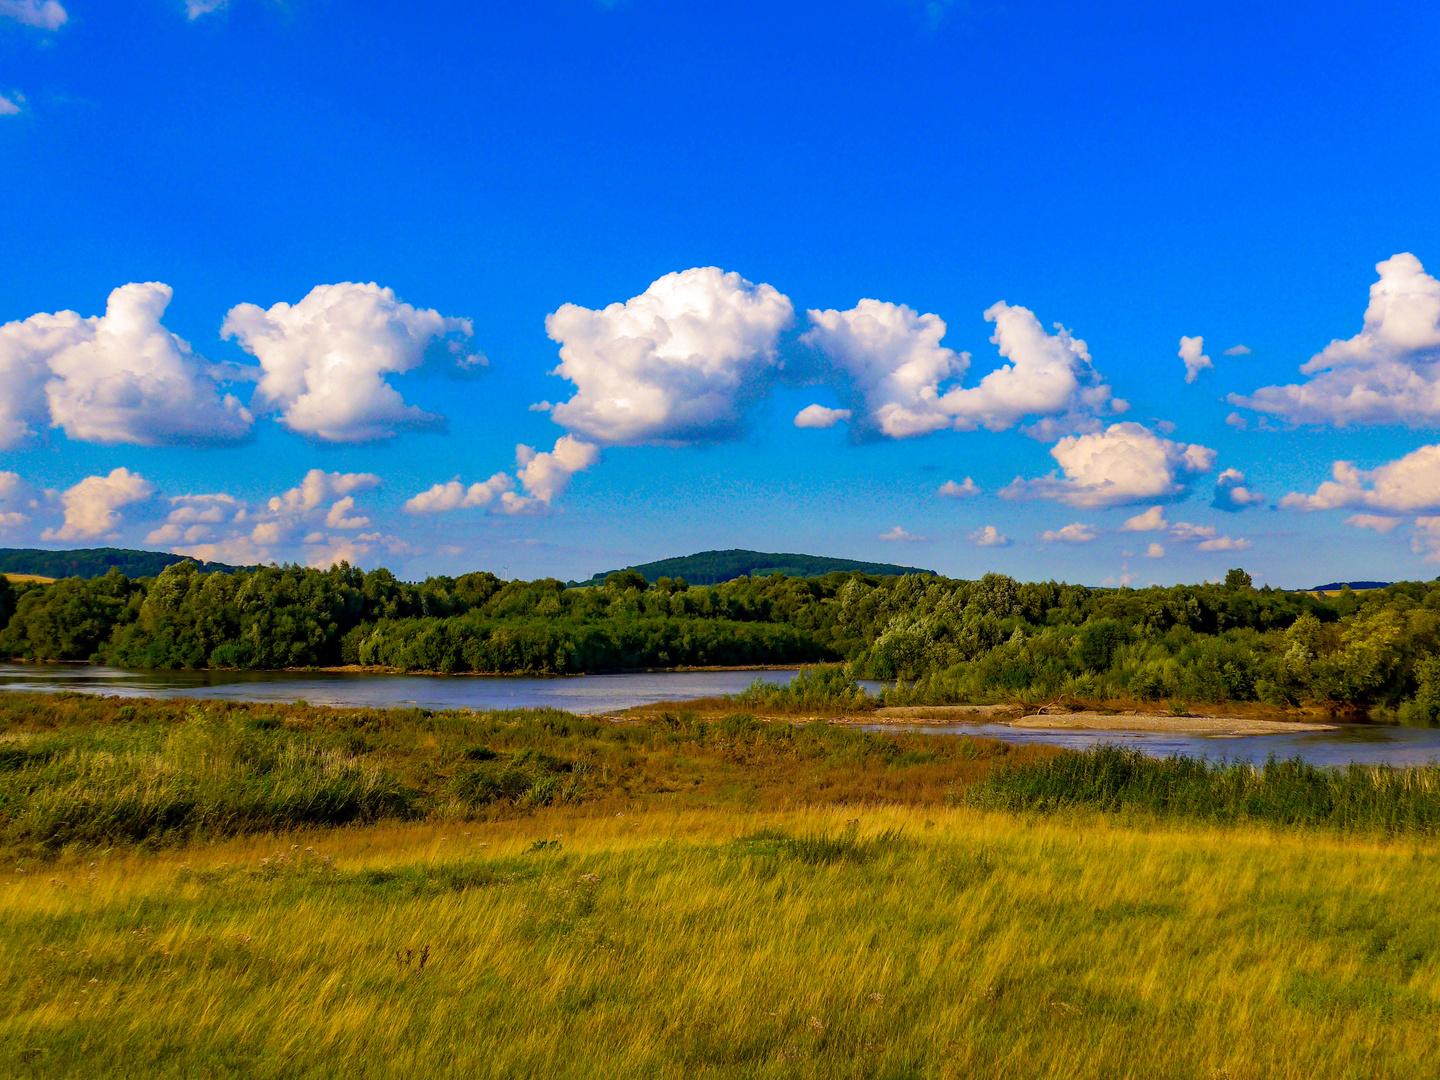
[5,803,1440,1078]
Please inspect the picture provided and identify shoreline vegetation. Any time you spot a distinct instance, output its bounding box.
[6,692,1440,1076]
[5,561,1440,727]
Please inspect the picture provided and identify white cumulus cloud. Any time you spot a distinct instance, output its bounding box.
[1346,514,1401,534]
[1169,522,1215,542]
[970,525,1010,547]
[42,467,154,541]
[1041,523,1096,543]
[153,471,384,566]
[324,497,370,530]
[938,477,979,498]
[1167,520,1249,551]
[0,283,254,448]
[1411,518,1440,563]
[0,93,21,116]
[802,299,1122,440]
[0,1,66,28]
[186,0,228,17]
[1224,345,1252,357]
[1000,422,1216,508]
[794,404,852,429]
[544,267,793,446]
[501,436,601,514]
[1230,253,1440,427]
[222,282,476,443]
[879,525,926,542]
[1215,467,1264,509]
[1144,542,1165,558]
[403,473,514,514]
[1197,535,1252,552]
[1279,444,1440,512]
[0,471,37,530]
[1179,335,1212,384]
[1121,506,1169,532]
[267,469,381,516]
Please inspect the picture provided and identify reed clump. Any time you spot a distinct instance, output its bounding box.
[731,664,874,712]
[975,744,1440,833]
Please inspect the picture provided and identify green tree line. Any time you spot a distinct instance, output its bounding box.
[5,562,1440,719]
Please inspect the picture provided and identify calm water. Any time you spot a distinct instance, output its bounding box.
[859,722,1440,769]
[5,662,1440,766]
[0,662,807,715]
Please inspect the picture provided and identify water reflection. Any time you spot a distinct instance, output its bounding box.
[862,721,1440,769]
[0,662,801,716]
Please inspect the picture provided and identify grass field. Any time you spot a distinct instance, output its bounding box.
[4,694,1440,1078]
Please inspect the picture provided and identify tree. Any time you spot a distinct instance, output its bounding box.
[605,570,649,593]
[1224,568,1253,592]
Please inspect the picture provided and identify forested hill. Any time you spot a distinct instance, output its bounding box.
[0,548,246,580]
[577,549,935,586]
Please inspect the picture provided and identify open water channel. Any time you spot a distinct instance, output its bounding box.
[4,662,1440,768]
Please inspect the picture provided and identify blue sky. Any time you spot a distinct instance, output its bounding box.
[2,0,1439,587]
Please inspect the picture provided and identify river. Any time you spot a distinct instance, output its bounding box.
[4,662,1440,767]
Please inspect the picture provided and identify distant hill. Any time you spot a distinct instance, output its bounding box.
[1308,580,1391,592]
[577,549,936,587]
[0,547,248,581]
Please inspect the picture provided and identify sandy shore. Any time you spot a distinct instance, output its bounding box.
[861,704,1338,736]
[1008,712,1338,735]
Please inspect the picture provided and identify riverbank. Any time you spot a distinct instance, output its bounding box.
[849,703,1338,735]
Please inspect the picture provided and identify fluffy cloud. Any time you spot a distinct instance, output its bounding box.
[802,299,1122,440]
[0,1,66,28]
[222,282,476,442]
[143,493,245,546]
[1169,521,1216,542]
[544,267,794,446]
[501,436,601,514]
[404,473,514,514]
[970,525,1010,547]
[1041,523,1096,543]
[794,404,852,429]
[0,471,37,530]
[186,0,227,16]
[1346,514,1401,534]
[42,468,154,542]
[1167,520,1250,551]
[1215,468,1265,510]
[1001,422,1216,508]
[267,469,381,516]
[1279,444,1440,512]
[938,477,979,498]
[151,471,385,567]
[0,283,253,448]
[1224,345,1252,357]
[1197,535,1252,552]
[1411,519,1440,563]
[1230,254,1440,427]
[0,93,20,116]
[1179,336,1212,384]
[879,525,925,542]
[405,437,599,518]
[1144,542,1165,558]
[324,497,370,530]
[1121,505,1168,532]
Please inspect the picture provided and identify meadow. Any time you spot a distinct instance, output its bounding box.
[4,693,1440,1078]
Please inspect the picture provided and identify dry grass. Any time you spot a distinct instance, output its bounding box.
[4,805,1440,1078]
